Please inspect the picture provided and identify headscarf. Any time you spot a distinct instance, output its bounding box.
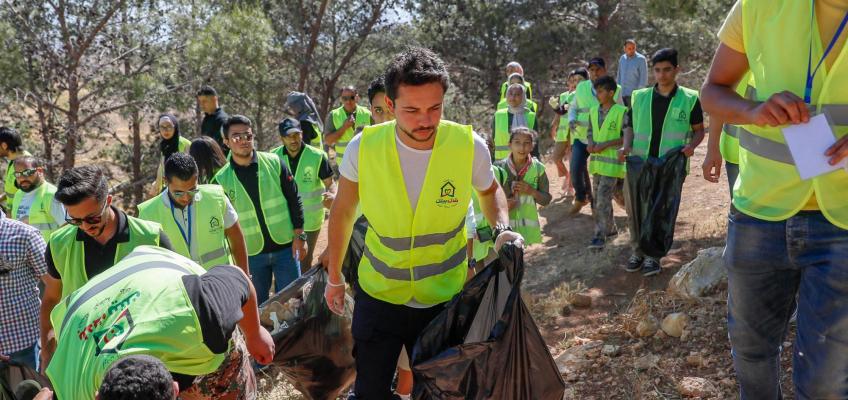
[158,113,181,162]
[506,83,530,130]
[286,91,323,131]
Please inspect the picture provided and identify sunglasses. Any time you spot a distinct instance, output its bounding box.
[171,188,199,199]
[341,95,356,101]
[231,133,254,143]
[13,169,37,178]
[65,201,109,226]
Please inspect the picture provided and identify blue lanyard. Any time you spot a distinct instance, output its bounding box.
[169,199,192,249]
[805,0,848,103]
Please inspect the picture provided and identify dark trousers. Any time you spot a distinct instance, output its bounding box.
[623,95,632,108]
[351,287,445,400]
[569,139,593,202]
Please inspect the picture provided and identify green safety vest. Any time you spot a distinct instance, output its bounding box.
[11,181,60,241]
[48,215,162,300]
[733,0,848,228]
[3,150,31,199]
[556,91,577,143]
[471,166,507,262]
[273,144,326,233]
[588,104,627,179]
[499,80,533,102]
[505,159,545,245]
[493,109,536,160]
[358,120,473,305]
[630,85,699,161]
[573,80,621,142]
[47,246,224,400]
[213,151,293,255]
[305,121,324,148]
[137,184,233,269]
[330,105,371,164]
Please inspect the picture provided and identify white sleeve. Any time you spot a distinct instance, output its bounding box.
[50,199,66,226]
[339,134,362,182]
[222,195,239,228]
[471,132,495,191]
[465,202,477,239]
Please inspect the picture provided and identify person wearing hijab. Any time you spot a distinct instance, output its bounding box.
[149,114,191,198]
[491,83,539,161]
[497,73,538,112]
[285,91,324,148]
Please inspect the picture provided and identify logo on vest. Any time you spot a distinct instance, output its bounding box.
[209,216,222,234]
[303,167,314,183]
[227,189,236,200]
[76,290,141,355]
[436,181,459,208]
[674,108,687,122]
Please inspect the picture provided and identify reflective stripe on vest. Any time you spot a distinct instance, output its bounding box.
[213,152,293,255]
[588,104,627,179]
[330,105,371,163]
[493,109,536,160]
[137,184,232,269]
[735,0,848,227]
[358,120,473,305]
[274,144,326,232]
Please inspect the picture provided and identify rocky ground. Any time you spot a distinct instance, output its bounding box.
[259,145,798,399]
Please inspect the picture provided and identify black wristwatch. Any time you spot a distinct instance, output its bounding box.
[296,232,308,241]
[492,223,513,239]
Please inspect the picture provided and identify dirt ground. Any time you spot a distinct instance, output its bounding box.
[259,144,798,399]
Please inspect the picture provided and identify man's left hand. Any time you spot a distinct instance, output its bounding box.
[494,230,524,251]
[826,135,848,166]
[681,144,696,157]
[245,327,275,365]
[293,238,308,261]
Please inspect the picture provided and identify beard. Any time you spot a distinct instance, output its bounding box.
[18,180,38,192]
[398,124,436,143]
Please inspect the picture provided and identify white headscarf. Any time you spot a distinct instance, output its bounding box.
[506,83,530,130]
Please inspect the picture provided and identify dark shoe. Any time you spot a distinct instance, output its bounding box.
[588,237,605,250]
[625,255,644,272]
[569,199,589,215]
[642,258,662,277]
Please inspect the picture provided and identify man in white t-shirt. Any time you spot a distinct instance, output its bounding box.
[11,156,64,235]
[324,48,523,399]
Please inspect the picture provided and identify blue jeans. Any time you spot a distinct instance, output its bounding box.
[249,246,301,305]
[725,208,848,399]
[726,162,739,200]
[569,139,592,202]
[7,341,39,371]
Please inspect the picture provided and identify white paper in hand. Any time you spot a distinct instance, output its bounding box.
[781,114,848,180]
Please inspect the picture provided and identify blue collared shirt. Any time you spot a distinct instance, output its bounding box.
[616,52,648,96]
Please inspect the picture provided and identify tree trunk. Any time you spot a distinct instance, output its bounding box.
[63,72,80,169]
[297,0,331,91]
[130,110,143,207]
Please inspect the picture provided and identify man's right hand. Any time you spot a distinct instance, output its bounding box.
[494,230,524,251]
[39,336,56,373]
[617,146,631,162]
[324,278,346,316]
[702,149,723,183]
[745,91,810,127]
[244,327,274,365]
[343,116,356,130]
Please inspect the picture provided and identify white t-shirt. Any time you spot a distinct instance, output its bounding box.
[158,191,239,261]
[13,188,65,226]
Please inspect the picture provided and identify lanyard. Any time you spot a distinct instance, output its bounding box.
[169,199,192,249]
[805,0,848,103]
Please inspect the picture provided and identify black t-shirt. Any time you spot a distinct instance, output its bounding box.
[221,152,304,254]
[285,146,334,181]
[301,121,319,145]
[646,85,704,158]
[45,208,174,280]
[201,107,230,153]
[490,112,541,161]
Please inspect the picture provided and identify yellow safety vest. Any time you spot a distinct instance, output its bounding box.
[11,181,60,240]
[330,105,371,164]
[588,104,627,179]
[573,80,621,142]
[358,120,473,305]
[273,144,326,232]
[493,109,536,160]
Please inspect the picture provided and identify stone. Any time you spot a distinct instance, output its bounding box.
[602,345,620,357]
[668,247,726,299]
[661,312,690,338]
[686,354,703,367]
[633,353,659,370]
[569,293,593,308]
[555,341,603,376]
[560,305,573,317]
[636,315,659,337]
[677,377,717,398]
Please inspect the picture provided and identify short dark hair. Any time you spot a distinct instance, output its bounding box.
[0,127,23,152]
[196,85,218,97]
[384,47,450,101]
[593,75,618,92]
[189,136,226,184]
[55,165,108,206]
[651,48,679,67]
[509,127,538,143]
[570,68,589,80]
[14,155,41,169]
[588,57,606,69]
[367,75,387,104]
[164,152,198,182]
[222,115,252,137]
[624,38,637,46]
[98,355,175,400]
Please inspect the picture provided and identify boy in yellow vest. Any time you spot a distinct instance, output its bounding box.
[551,68,589,195]
[701,1,848,397]
[587,76,629,250]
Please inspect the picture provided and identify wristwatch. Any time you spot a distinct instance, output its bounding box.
[492,223,513,238]
[296,232,308,241]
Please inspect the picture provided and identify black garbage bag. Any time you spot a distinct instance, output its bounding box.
[259,266,355,400]
[410,244,565,400]
[625,147,688,258]
[1,361,50,400]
